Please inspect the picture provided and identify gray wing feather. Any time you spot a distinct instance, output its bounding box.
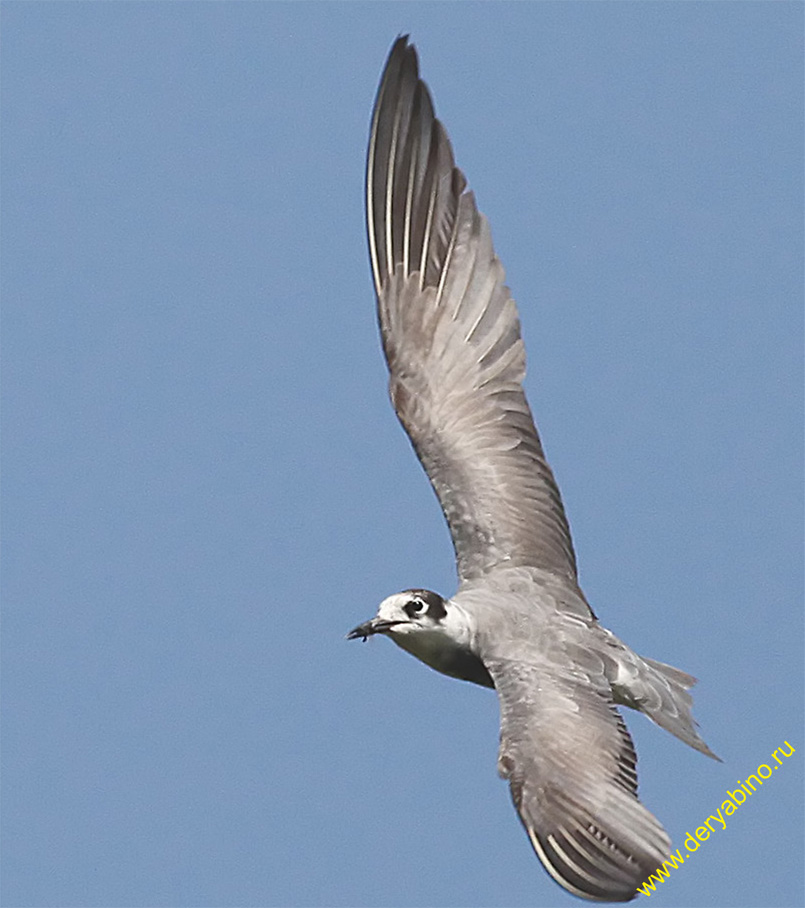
[367,37,577,584]
[486,657,671,902]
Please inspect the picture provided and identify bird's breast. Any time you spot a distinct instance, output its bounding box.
[391,629,495,688]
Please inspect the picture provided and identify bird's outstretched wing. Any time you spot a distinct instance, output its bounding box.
[367,37,577,584]
[486,657,671,901]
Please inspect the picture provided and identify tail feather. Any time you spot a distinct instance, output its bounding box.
[609,644,720,761]
[642,656,698,690]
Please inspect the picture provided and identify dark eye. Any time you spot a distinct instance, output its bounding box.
[404,598,428,619]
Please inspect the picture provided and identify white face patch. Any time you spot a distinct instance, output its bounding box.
[374,590,473,646]
[373,593,423,635]
[375,592,414,622]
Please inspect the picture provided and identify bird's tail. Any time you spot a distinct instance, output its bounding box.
[610,646,721,761]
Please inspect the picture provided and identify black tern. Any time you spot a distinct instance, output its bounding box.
[348,36,719,903]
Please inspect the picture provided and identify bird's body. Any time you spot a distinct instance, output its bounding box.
[349,36,718,902]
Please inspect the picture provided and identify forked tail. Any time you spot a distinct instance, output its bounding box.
[611,649,720,761]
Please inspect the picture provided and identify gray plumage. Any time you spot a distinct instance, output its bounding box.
[350,36,718,903]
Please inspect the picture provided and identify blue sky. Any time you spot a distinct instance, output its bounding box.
[2,4,802,907]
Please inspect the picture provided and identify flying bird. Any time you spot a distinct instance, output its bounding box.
[348,36,718,903]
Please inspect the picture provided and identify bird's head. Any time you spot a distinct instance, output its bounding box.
[346,589,448,640]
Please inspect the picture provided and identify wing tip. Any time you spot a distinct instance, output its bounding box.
[368,36,469,297]
[527,826,637,902]
[525,821,669,903]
